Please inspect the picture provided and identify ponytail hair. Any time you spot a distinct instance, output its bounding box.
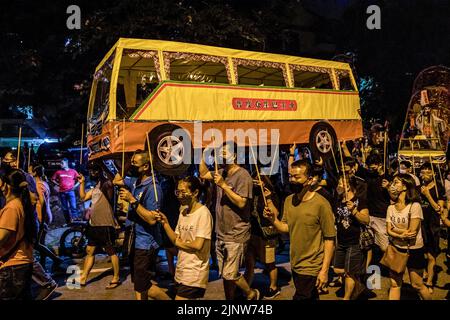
[31,164,47,182]
[0,169,37,245]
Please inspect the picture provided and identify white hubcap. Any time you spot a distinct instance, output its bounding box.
[157,136,184,165]
[316,130,333,153]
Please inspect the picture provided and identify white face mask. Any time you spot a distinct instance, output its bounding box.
[399,169,407,174]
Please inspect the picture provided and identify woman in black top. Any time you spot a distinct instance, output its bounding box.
[333,176,370,300]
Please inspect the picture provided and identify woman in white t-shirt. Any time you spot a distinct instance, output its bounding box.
[157,176,213,300]
[386,174,432,300]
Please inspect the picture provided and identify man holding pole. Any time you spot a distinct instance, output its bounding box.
[199,141,259,300]
[113,149,170,300]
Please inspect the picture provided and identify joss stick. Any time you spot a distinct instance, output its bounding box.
[338,140,348,200]
[17,127,22,169]
[249,140,267,207]
[121,118,125,178]
[80,123,84,165]
[146,132,159,204]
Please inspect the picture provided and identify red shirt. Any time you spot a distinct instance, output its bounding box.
[52,169,78,193]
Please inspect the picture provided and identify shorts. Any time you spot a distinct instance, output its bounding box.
[176,283,206,299]
[86,225,116,247]
[424,228,440,258]
[0,263,33,300]
[216,239,246,281]
[334,243,366,275]
[247,234,277,266]
[131,248,157,292]
[292,272,319,301]
[395,246,427,270]
[369,216,389,251]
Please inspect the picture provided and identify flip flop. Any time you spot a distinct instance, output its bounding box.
[106,280,121,290]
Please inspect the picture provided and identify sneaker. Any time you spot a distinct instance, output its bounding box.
[265,287,281,299]
[35,281,58,300]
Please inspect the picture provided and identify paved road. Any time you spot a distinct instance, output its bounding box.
[42,228,449,300]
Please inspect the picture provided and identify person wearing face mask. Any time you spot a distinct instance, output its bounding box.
[398,161,420,187]
[77,162,120,289]
[418,162,445,294]
[199,141,259,300]
[265,159,336,300]
[156,176,213,300]
[51,158,80,224]
[0,169,37,300]
[359,154,391,253]
[113,150,170,300]
[386,174,431,300]
[333,176,370,300]
[244,174,281,299]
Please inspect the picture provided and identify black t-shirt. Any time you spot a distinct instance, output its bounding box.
[250,189,280,239]
[335,195,368,245]
[358,168,391,218]
[421,183,445,233]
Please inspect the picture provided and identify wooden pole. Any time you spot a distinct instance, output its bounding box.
[146,132,159,204]
[268,141,279,176]
[429,156,439,195]
[17,127,22,169]
[249,140,267,206]
[121,118,125,177]
[212,134,219,174]
[80,123,84,165]
[27,144,32,170]
[437,161,445,189]
[338,141,348,200]
[383,131,388,175]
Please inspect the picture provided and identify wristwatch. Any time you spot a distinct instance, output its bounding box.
[130,200,139,211]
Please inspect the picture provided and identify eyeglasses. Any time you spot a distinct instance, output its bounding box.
[174,190,191,197]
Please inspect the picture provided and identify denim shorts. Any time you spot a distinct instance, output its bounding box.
[0,263,33,300]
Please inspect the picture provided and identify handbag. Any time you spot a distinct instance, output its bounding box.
[359,225,374,251]
[380,204,412,274]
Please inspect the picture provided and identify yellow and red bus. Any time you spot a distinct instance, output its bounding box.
[86,38,362,174]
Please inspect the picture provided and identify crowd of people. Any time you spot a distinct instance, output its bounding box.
[1,132,449,301]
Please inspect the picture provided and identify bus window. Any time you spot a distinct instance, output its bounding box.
[165,53,229,84]
[291,66,333,89]
[235,59,287,87]
[337,70,355,91]
[92,54,114,121]
[117,50,160,119]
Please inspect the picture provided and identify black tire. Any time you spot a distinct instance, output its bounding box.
[309,122,338,161]
[59,227,87,259]
[148,124,192,176]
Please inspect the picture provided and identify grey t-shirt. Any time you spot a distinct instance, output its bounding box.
[215,167,253,243]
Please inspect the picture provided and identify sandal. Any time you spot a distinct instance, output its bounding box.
[424,283,433,294]
[329,278,343,287]
[106,280,121,290]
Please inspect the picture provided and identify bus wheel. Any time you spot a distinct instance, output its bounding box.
[309,122,337,161]
[148,124,192,176]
